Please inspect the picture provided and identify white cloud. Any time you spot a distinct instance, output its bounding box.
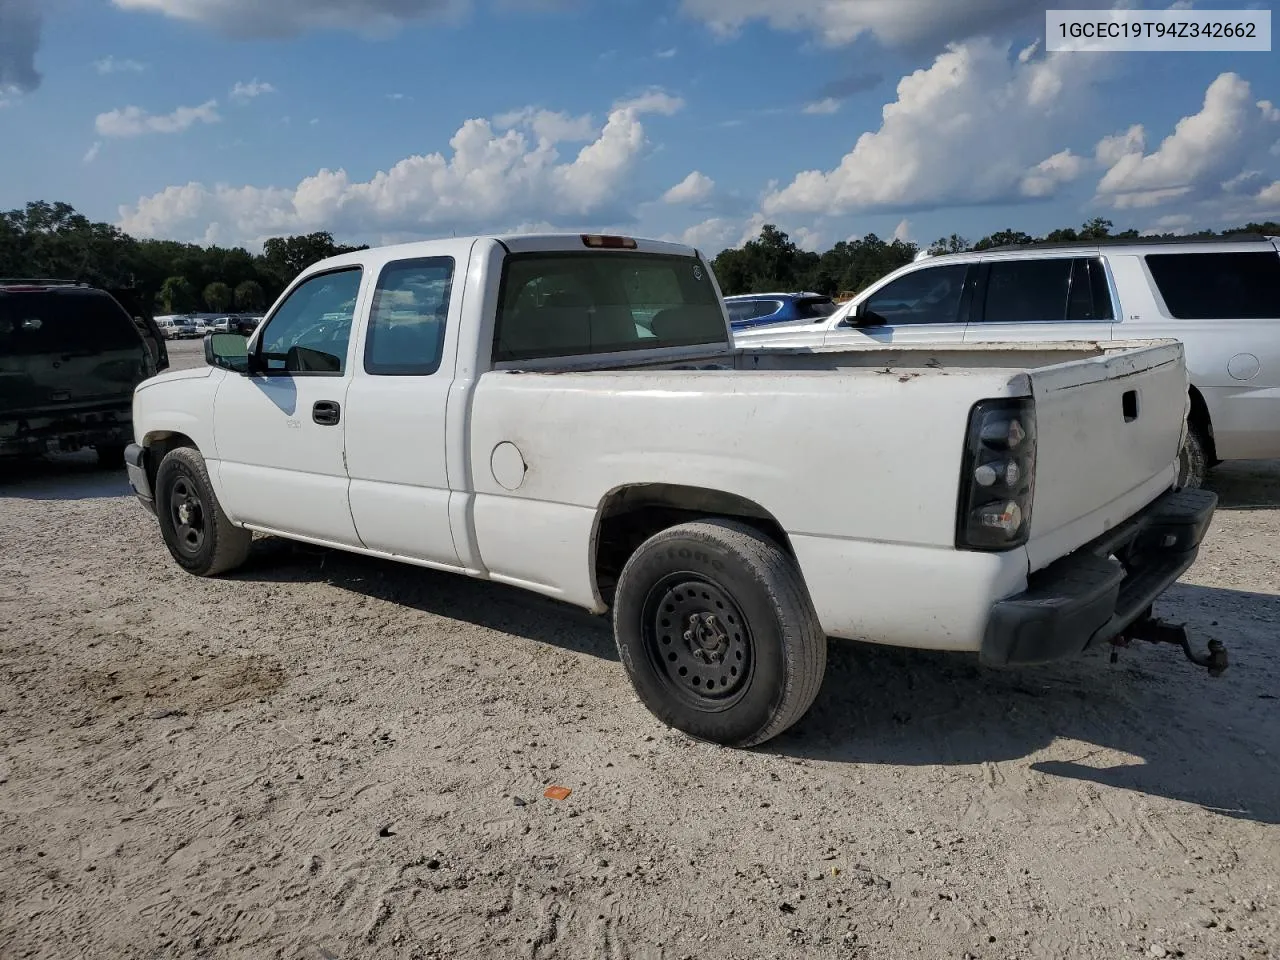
[110,0,463,37]
[230,79,276,101]
[762,39,1099,217]
[118,93,684,245]
[1020,149,1085,198]
[1258,99,1280,123]
[0,0,41,93]
[802,97,841,115]
[95,99,221,137]
[94,56,146,74]
[662,171,716,205]
[672,217,742,254]
[892,218,911,242]
[1017,39,1039,63]
[1095,124,1144,167]
[494,106,596,143]
[656,47,677,58]
[615,90,684,116]
[386,92,407,101]
[1095,73,1280,210]
[1257,181,1280,206]
[83,141,102,164]
[679,0,1119,49]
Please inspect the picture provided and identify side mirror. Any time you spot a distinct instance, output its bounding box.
[839,301,868,327]
[204,332,250,373]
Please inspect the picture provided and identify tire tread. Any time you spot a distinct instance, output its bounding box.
[613,519,826,747]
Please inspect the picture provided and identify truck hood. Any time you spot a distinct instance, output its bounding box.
[135,365,216,393]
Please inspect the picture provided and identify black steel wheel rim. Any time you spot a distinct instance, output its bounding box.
[641,573,753,712]
[168,475,207,556]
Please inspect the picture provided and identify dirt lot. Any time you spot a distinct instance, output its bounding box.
[2,343,1277,959]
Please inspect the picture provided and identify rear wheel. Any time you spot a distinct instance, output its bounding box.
[612,519,827,747]
[155,446,252,576]
[1177,423,1209,490]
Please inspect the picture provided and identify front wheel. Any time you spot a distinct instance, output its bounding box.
[155,446,252,576]
[612,520,827,747]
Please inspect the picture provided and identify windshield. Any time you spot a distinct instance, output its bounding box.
[0,291,141,356]
[495,252,728,362]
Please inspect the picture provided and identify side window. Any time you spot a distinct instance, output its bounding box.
[863,264,969,325]
[982,259,1071,324]
[365,257,454,376]
[1146,252,1280,320]
[1066,258,1116,322]
[726,301,758,325]
[754,300,783,320]
[257,268,362,374]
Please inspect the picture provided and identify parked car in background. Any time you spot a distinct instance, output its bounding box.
[1,279,165,464]
[125,233,1217,747]
[723,292,838,331]
[735,235,1280,488]
[230,315,263,336]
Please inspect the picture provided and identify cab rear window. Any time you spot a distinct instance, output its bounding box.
[494,252,728,362]
[0,292,141,356]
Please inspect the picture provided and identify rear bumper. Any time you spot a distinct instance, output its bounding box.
[125,443,155,514]
[981,487,1217,667]
[0,406,132,457]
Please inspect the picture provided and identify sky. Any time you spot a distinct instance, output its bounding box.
[1,0,1277,254]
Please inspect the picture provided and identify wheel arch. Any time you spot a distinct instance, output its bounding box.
[142,430,199,502]
[1186,383,1219,464]
[590,483,793,608]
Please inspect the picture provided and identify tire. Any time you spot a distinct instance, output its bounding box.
[1176,423,1209,490]
[154,446,252,577]
[612,519,827,747]
[94,443,127,468]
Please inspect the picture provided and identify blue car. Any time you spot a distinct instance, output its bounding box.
[724,292,839,331]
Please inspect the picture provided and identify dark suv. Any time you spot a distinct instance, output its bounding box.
[0,280,168,465]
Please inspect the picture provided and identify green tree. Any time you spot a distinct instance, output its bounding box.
[973,229,1035,250]
[928,234,970,255]
[260,231,368,285]
[159,276,196,314]
[234,279,265,311]
[203,281,233,312]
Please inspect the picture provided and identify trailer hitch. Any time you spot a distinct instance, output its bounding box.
[1111,615,1228,677]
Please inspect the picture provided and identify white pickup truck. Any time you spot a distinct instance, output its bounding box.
[125,234,1221,747]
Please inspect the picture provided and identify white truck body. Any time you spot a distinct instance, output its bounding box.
[125,234,1219,745]
[735,237,1280,481]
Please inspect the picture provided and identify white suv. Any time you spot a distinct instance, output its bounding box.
[736,236,1280,487]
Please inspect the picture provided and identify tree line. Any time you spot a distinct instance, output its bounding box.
[0,201,366,317]
[711,216,1280,298]
[3,201,1277,315]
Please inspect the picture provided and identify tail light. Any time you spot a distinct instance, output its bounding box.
[956,398,1037,551]
[581,234,638,249]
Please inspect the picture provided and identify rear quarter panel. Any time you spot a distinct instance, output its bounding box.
[465,368,1022,612]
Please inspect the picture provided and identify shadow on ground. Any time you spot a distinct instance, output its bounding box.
[0,453,130,501]
[770,580,1278,825]
[1207,458,1280,510]
[230,538,1278,825]
[230,537,617,663]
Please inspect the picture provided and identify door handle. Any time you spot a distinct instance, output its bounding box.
[312,401,341,426]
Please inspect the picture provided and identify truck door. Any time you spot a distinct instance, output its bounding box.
[212,267,364,546]
[342,250,467,568]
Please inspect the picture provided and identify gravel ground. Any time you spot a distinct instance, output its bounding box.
[1,342,1277,959]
